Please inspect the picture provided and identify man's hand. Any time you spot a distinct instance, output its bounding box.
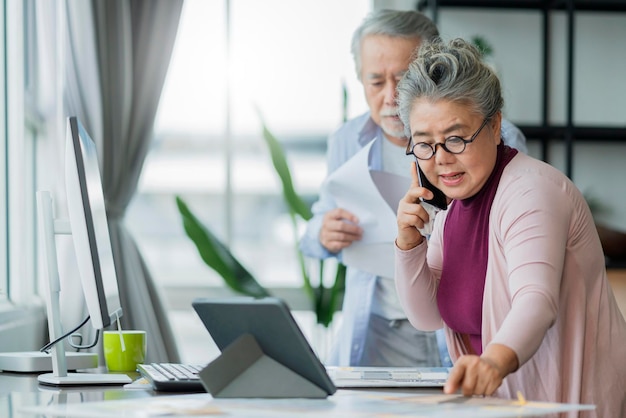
[443,343,519,396]
[396,161,435,250]
[319,208,362,253]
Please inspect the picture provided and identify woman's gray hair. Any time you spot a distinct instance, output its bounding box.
[397,38,504,138]
[351,9,439,79]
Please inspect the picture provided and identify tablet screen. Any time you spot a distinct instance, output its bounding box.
[192,296,336,396]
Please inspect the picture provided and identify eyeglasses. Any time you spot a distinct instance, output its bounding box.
[405,117,491,160]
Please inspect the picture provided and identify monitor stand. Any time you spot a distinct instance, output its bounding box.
[36,191,131,386]
[37,370,131,386]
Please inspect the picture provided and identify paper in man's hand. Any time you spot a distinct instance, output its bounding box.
[326,140,411,277]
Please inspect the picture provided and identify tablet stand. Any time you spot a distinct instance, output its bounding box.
[198,333,328,398]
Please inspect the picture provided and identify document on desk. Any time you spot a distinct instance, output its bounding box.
[326,140,410,278]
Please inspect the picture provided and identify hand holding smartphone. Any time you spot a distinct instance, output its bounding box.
[415,160,448,211]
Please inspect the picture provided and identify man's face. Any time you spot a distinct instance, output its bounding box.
[359,34,421,146]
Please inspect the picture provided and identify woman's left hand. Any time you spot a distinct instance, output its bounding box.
[443,343,519,396]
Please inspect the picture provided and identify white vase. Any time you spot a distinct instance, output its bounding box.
[311,323,333,363]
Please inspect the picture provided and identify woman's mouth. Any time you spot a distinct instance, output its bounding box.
[440,172,463,186]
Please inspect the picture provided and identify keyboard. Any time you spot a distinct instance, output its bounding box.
[137,363,207,392]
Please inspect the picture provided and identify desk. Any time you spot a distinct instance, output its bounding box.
[0,371,594,417]
[0,371,154,418]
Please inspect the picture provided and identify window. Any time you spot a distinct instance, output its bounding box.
[126,0,370,362]
[0,1,7,304]
[0,0,50,349]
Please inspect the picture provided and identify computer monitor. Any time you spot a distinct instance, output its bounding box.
[36,117,131,386]
[64,116,122,331]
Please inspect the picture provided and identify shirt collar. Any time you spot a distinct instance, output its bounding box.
[357,112,382,147]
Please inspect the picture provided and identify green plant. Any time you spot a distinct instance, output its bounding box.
[471,35,494,59]
[176,118,346,328]
[259,115,346,327]
[176,196,269,298]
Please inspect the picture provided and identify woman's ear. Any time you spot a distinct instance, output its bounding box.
[491,111,502,145]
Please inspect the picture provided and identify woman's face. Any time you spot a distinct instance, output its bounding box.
[408,99,501,201]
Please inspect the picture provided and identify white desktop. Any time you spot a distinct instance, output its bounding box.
[0,351,97,373]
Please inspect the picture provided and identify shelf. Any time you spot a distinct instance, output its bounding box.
[419,1,546,10]
[607,259,626,269]
[519,126,626,142]
[419,0,626,178]
[418,0,626,12]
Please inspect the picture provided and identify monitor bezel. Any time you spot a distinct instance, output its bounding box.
[65,116,122,330]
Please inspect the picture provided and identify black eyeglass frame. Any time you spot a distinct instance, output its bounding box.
[405,116,492,160]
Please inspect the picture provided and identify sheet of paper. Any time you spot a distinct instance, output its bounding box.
[325,141,410,277]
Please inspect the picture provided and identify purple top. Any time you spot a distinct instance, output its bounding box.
[437,144,517,354]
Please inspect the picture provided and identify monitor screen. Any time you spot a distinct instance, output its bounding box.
[65,116,122,330]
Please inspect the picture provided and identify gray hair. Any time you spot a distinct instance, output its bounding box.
[351,9,439,79]
[397,38,504,138]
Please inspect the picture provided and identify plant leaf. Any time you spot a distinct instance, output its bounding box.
[315,262,346,327]
[257,120,320,316]
[327,262,346,324]
[255,113,345,328]
[260,123,313,221]
[175,196,270,298]
[471,35,494,58]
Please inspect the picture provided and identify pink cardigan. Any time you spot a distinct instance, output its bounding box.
[395,153,626,416]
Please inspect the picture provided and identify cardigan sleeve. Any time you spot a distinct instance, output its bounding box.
[394,209,448,331]
[485,157,573,365]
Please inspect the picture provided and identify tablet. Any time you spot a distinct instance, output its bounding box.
[191,296,336,396]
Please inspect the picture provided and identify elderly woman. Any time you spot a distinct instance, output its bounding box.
[394,38,626,416]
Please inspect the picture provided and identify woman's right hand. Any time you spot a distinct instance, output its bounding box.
[444,344,519,396]
[396,161,435,251]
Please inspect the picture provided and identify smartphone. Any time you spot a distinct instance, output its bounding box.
[416,161,448,210]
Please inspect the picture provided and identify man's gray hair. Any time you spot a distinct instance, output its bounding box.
[351,9,439,79]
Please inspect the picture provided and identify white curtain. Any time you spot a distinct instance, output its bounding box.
[63,0,183,362]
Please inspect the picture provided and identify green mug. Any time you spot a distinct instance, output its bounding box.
[103,330,147,372]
